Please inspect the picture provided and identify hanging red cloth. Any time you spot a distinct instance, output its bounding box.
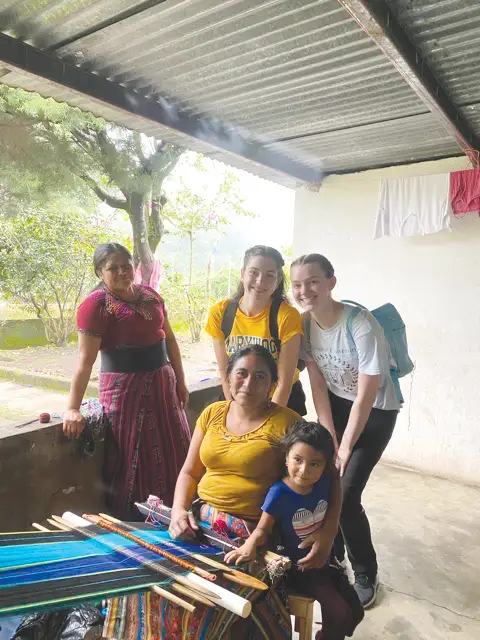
[450,168,480,216]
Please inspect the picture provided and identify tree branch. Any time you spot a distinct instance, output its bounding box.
[133,131,148,168]
[80,174,128,210]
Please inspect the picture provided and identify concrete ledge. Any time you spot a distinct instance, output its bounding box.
[0,365,98,396]
[0,419,105,532]
[0,379,222,531]
[184,377,221,432]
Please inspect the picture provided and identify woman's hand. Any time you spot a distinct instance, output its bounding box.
[169,508,199,540]
[176,380,189,407]
[224,541,257,565]
[336,443,352,477]
[297,529,332,571]
[63,409,85,440]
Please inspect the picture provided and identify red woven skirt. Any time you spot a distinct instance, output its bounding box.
[100,363,191,520]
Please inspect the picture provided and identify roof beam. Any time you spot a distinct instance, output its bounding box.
[336,0,480,165]
[0,32,321,184]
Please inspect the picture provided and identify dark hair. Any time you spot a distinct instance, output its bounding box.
[290,253,335,279]
[235,245,286,301]
[93,243,133,278]
[226,345,278,384]
[280,420,336,477]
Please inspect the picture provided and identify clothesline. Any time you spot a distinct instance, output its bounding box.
[374,167,480,239]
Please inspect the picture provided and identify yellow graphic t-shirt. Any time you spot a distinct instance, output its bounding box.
[205,298,303,382]
[196,401,301,519]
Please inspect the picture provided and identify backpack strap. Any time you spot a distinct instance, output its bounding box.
[221,297,282,352]
[346,308,362,348]
[344,303,403,404]
[269,298,282,353]
[220,298,240,340]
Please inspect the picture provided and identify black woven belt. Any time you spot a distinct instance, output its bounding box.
[101,341,167,373]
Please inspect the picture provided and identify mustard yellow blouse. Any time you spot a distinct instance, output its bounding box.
[196,401,301,520]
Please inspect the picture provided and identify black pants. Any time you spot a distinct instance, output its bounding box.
[329,392,397,579]
[287,379,307,416]
[288,564,364,639]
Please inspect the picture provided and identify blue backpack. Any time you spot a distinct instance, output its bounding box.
[342,300,414,403]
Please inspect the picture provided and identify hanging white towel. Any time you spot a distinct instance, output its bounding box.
[374,173,452,239]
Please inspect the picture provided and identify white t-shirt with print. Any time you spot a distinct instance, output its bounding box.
[300,304,401,411]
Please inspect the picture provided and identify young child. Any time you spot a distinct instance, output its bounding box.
[225,421,364,640]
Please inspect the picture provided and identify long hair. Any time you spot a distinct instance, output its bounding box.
[235,245,286,301]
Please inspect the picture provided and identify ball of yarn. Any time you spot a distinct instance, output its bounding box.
[39,412,50,423]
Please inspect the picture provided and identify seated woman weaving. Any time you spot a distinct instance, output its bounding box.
[103,346,341,640]
[168,345,341,639]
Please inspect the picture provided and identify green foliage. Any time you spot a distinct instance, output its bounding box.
[161,265,232,342]
[162,156,253,341]
[0,86,183,276]
[0,88,257,346]
[0,197,121,345]
[281,244,293,293]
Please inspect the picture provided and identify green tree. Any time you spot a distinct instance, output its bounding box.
[0,86,183,281]
[161,156,253,341]
[0,196,120,345]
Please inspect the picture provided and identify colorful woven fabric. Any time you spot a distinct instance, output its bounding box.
[0,524,224,617]
[103,510,292,640]
[101,364,191,520]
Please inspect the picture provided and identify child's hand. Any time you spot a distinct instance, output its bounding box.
[297,529,331,570]
[224,542,256,565]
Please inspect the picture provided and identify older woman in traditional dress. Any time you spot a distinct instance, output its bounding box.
[104,345,341,639]
[63,242,191,520]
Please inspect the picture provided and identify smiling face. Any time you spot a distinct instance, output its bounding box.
[290,262,336,312]
[228,353,273,408]
[241,255,280,305]
[285,442,326,493]
[99,251,135,294]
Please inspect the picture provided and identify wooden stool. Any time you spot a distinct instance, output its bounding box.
[288,592,315,640]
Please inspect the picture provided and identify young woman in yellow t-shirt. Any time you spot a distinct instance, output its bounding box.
[205,245,306,414]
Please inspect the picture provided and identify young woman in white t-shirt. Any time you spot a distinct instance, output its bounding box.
[290,253,400,610]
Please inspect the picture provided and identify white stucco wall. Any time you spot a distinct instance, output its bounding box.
[293,157,480,485]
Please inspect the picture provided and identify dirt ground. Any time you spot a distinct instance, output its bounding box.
[0,336,218,386]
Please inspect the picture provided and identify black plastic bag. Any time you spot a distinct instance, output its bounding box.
[11,605,104,640]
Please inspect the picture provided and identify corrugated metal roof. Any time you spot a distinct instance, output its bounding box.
[1,0,479,183]
[268,113,461,173]
[389,0,480,109]
[53,0,428,139]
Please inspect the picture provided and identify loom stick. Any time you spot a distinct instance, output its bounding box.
[188,554,268,591]
[135,501,239,552]
[59,513,251,618]
[98,513,267,591]
[84,514,216,582]
[47,518,70,531]
[170,584,215,608]
[36,520,197,615]
[149,585,196,613]
[54,515,214,599]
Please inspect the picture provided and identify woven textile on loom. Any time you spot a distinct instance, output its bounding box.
[101,499,292,640]
[0,523,224,617]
